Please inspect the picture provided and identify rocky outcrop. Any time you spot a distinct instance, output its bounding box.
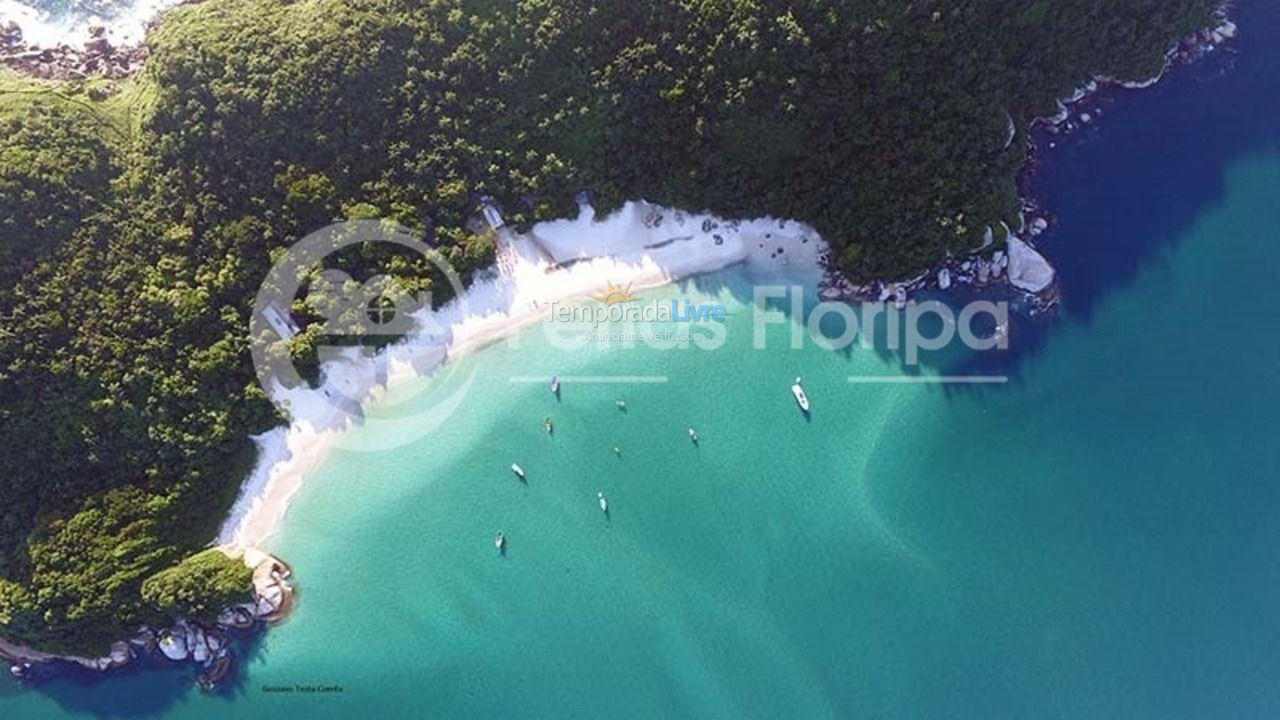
[1,21,22,49]
[2,635,134,674]
[158,626,189,661]
[1006,236,1055,293]
[1044,8,1238,138]
[816,6,1240,310]
[217,606,255,630]
[6,549,293,691]
[139,551,292,690]
[247,550,294,622]
[1207,19,1238,47]
[0,25,148,80]
[819,235,1034,307]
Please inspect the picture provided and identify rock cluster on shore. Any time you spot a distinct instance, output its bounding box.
[4,550,293,691]
[818,222,1049,310]
[152,551,293,689]
[1005,236,1055,293]
[1040,12,1239,141]
[1,23,147,80]
[817,194,1067,316]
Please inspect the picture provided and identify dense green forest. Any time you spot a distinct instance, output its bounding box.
[140,549,254,623]
[0,0,1217,654]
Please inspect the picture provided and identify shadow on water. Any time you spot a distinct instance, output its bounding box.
[7,631,271,718]
[1043,5,1278,324]
[979,0,1279,373]
[675,265,1036,402]
[6,658,194,718]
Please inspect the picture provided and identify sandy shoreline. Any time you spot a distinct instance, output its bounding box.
[217,200,827,553]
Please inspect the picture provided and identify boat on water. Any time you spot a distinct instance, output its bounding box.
[616,399,627,411]
[197,656,233,691]
[495,532,505,551]
[550,375,560,394]
[688,426,700,444]
[598,492,608,513]
[791,377,810,412]
[511,463,526,479]
[543,417,553,434]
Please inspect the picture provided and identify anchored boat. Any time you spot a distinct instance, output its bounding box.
[598,492,608,513]
[511,463,526,479]
[791,377,810,413]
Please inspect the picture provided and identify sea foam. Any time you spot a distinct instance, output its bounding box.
[0,0,179,47]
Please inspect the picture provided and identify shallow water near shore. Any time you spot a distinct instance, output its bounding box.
[5,2,1280,718]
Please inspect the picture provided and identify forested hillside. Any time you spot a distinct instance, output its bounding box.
[0,0,1217,654]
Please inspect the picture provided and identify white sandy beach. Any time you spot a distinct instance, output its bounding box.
[217,200,827,552]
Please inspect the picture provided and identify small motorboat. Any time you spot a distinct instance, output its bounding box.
[615,399,627,411]
[598,492,608,513]
[550,375,560,395]
[791,377,810,413]
[495,532,505,551]
[613,443,622,457]
[543,417,554,434]
[688,427,700,444]
[197,656,233,691]
[511,463,526,480]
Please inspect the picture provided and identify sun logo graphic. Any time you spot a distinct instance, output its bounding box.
[590,280,640,305]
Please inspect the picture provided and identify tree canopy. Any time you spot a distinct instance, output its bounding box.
[0,0,1216,654]
[140,549,254,623]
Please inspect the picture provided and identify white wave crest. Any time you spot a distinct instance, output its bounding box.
[0,0,181,48]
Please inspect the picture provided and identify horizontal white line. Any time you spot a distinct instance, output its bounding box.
[847,375,1008,384]
[509,375,669,384]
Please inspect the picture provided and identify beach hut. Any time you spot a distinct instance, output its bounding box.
[262,305,300,340]
[481,201,505,230]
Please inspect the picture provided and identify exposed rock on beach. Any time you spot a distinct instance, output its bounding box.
[4,548,293,691]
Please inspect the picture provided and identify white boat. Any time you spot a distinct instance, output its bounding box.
[511,463,526,479]
[550,375,560,394]
[688,427,700,444]
[543,417,553,434]
[615,399,627,410]
[791,377,810,412]
[495,532,505,550]
[598,492,608,513]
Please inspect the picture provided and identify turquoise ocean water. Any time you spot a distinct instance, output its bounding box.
[4,3,1280,718]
